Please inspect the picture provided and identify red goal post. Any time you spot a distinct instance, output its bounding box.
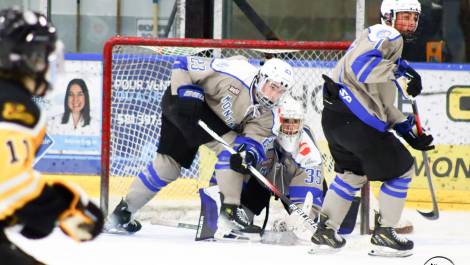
[100,37,363,228]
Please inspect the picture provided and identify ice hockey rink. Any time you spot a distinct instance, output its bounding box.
[6,208,470,265]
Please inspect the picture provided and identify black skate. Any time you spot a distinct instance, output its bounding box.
[369,212,413,257]
[309,213,345,254]
[104,199,142,234]
[215,203,262,242]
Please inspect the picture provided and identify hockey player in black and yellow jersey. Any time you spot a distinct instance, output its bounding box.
[0,7,103,265]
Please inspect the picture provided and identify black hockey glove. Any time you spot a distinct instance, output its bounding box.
[176,85,205,124]
[394,115,434,151]
[396,59,422,97]
[230,144,258,174]
[403,67,422,97]
[53,182,104,242]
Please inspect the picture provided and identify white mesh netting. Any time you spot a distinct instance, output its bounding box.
[103,39,347,223]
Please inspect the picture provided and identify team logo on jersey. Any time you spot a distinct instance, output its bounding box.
[228,85,240,95]
[299,142,311,156]
[376,29,391,39]
[2,102,35,125]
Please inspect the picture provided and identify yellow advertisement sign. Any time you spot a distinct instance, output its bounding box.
[447,86,470,121]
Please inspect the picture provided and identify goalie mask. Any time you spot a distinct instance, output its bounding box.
[276,96,304,154]
[0,7,61,96]
[252,58,294,109]
[380,0,421,41]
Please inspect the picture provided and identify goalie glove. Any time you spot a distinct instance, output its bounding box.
[55,182,104,242]
[394,115,434,151]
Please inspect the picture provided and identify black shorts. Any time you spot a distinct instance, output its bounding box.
[158,88,231,168]
[321,106,414,181]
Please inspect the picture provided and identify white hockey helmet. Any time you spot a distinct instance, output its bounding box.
[276,95,304,153]
[381,0,421,28]
[253,58,294,109]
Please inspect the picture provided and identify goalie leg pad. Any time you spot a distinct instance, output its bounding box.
[196,186,221,241]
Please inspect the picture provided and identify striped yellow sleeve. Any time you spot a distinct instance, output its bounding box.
[0,127,46,220]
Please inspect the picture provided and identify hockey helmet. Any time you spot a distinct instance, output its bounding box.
[252,58,294,109]
[276,95,304,154]
[381,0,421,30]
[0,7,59,96]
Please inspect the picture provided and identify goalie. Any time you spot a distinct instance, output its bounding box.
[195,96,360,242]
[0,7,103,265]
[105,53,294,241]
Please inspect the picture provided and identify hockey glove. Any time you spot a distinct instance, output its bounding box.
[176,85,205,124]
[229,145,257,174]
[55,182,104,242]
[395,59,422,98]
[394,115,434,151]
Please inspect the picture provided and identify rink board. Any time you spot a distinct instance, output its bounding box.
[42,142,470,211]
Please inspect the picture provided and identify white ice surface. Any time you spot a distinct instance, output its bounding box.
[6,209,470,265]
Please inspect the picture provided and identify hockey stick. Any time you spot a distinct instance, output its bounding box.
[198,120,319,232]
[411,100,439,220]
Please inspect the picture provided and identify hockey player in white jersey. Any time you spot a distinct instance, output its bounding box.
[196,95,327,242]
[105,55,294,239]
[311,0,434,257]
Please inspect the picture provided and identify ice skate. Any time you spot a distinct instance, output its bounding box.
[309,214,345,254]
[214,203,262,242]
[368,212,413,257]
[104,199,142,234]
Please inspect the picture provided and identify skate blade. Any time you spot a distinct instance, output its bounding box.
[368,246,412,257]
[103,221,136,235]
[214,229,261,242]
[308,244,342,255]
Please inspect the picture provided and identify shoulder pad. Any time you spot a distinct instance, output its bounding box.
[367,24,401,42]
[211,58,257,89]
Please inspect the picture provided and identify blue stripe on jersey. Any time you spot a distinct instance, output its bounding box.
[147,163,169,188]
[289,186,323,199]
[337,83,389,132]
[358,55,382,82]
[380,184,407,198]
[138,172,160,192]
[351,50,382,79]
[215,163,231,170]
[172,56,188,70]
[289,186,324,206]
[374,39,384,49]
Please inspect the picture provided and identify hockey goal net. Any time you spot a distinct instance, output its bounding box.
[101,37,350,224]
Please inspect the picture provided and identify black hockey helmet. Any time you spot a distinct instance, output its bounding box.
[0,7,57,95]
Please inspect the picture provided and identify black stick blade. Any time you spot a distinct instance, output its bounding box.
[417,209,439,220]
